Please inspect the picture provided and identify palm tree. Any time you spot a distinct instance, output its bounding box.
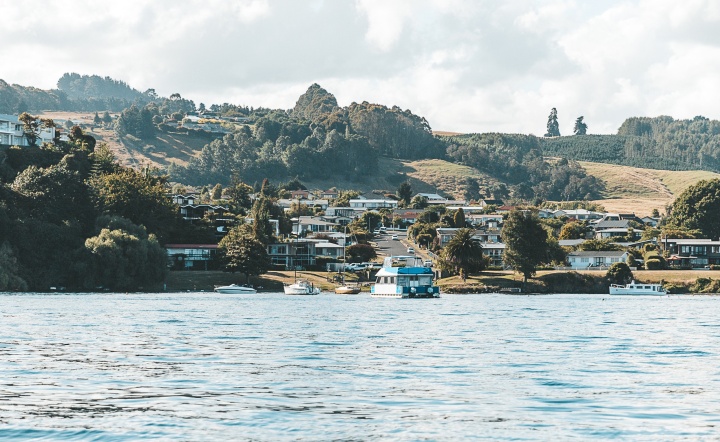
[440,228,484,282]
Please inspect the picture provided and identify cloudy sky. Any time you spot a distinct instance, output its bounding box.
[2,0,720,134]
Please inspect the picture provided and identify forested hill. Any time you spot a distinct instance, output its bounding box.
[0,74,151,114]
[540,116,720,172]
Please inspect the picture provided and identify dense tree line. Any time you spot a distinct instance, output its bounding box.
[445,133,602,201]
[0,129,214,291]
[542,116,720,172]
[0,75,150,114]
[170,84,446,185]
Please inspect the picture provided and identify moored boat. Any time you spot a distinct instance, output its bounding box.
[609,280,666,296]
[371,256,440,298]
[334,285,361,295]
[214,284,257,294]
[284,279,321,295]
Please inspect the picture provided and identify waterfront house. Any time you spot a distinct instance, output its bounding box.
[566,250,629,269]
[267,240,317,269]
[166,244,218,270]
[661,238,720,267]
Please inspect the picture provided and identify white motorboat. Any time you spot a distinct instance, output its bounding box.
[284,279,321,295]
[214,284,257,294]
[371,255,440,298]
[609,280,666,296]
[334,285,361,295]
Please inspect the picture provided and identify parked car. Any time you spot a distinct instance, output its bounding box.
[423,260,433,268]
[391,235,399,240]
[345,263,367,272]
[407,247,415,254]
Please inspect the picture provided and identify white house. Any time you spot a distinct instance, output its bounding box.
[566,250,629,269]
[0,114,56,146]
[349,199,398,210]
[554,209,604,221]
[314,242,344,258]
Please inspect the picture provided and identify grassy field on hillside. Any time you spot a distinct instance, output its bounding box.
[580,161,720,215]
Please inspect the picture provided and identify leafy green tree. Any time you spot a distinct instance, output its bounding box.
[501,210,549,283]
[463,178,481,201]
[211,183,223,200]
[82,216,167,291]
[347,243,377,263]
[558,221,587,240]
[334,190,361,207]
[397,181,412,205]
[573,116,588,135]
[218,224,271,283]
[410,195,428,209]
[439,228,484,282]
[102,111,113,124]
[453,208,466,228]
[606,262,633,285]
[358,211,382,232]
[250,196,273,245]
[18,112,40,147]
[668,179,720,238]
[227,178,253,212]
[88,168,180,242]
[545,108,560,137]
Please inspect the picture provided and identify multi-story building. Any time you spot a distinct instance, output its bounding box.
[0,114,56,146]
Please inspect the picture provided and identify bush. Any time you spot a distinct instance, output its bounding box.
[710,265,720,270]
[645,258,663,270]
[607,262,633,284]
[691,277,720,293]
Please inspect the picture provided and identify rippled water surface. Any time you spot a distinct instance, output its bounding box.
[1,292,720,440]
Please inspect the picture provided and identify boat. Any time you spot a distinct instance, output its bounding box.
[609,280,666,296]
[334,284,361,295]
[284,279,321,295]
[371,255,440,298]
[214,284,257,294]
[334,226,361,295]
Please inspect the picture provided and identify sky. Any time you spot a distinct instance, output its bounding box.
[2,0,720,135]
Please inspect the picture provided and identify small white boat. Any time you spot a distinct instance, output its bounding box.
[609,280,666,296]
[334,285,361,295]
[214,284,257,294]
[284,279,321,295]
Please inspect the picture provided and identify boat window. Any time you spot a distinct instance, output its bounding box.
[397,276,408,286]
[418,275,432,285]
[645,286,650,289]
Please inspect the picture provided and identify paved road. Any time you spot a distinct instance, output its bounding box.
[374,230,412,257]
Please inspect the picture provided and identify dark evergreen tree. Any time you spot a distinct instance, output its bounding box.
[545,107,560,137]
[573,116,588,135]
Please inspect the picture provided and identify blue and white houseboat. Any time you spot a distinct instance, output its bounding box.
[371,256,440,298]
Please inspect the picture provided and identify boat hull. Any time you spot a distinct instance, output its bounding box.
[214,284,257,294]
[609,281,666,296]
[284,280,320,295]
[371,284,440,298]
[334,286,361,295]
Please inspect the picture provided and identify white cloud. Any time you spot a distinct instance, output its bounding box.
[2,0,720,135]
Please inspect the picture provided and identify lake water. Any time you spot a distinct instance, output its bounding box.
[1,292,719,440]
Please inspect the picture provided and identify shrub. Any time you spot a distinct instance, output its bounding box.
[645,258,663,270]
[691,277,720,293]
